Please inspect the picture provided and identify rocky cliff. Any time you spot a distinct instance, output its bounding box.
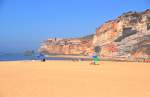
[39,9,150,61]
[93,9,150,60]
[39,34,94,55]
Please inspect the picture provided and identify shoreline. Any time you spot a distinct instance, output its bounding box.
[0,54,150,63]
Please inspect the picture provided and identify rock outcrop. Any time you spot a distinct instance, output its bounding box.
[93,9,150,60]
[39,35,94,55]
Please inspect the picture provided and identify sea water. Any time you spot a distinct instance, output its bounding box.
[0,53,83,61]
[0,53,36,61]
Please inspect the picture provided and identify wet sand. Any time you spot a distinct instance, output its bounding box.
[0,60,150,97]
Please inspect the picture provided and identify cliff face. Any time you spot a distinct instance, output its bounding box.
[39,35,94,55]
[39,9,150,60]
[93,10,150,60]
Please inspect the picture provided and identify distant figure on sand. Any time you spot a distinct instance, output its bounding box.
[90,53,100,65]
[90,46,101,65]
[37,53,46,62]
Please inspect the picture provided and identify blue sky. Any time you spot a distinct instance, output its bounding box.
[0,0,149,53]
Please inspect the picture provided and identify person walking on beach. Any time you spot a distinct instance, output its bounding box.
[90,46,101,65]
[93,54,100,65]
[90,53,100,65]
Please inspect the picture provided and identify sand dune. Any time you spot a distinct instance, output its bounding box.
[0,60,150,97]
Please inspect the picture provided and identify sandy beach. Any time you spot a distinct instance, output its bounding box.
[0,60,150,97]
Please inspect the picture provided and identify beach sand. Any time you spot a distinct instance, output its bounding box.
[0,60,150,97]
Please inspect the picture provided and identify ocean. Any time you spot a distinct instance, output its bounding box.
[0,53,86,61]
[0,53,38,61]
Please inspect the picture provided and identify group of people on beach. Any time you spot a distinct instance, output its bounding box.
[30,50,101,64]
[36,53,100,65]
